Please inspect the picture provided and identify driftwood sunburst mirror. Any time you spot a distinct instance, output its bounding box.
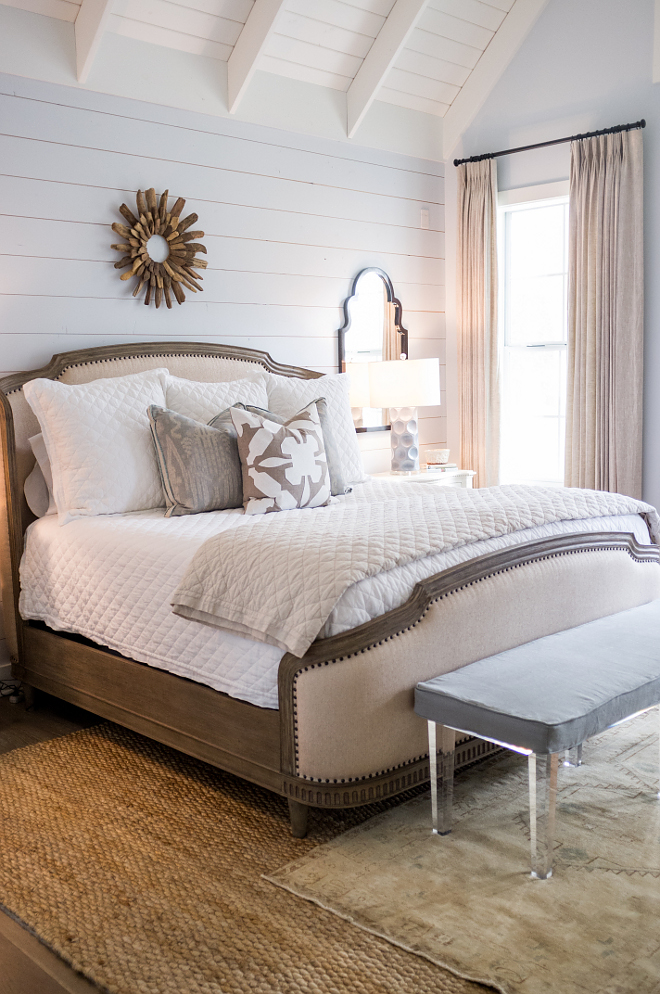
[111,188,207,308]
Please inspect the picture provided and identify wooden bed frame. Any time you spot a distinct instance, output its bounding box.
[2,341,659,838]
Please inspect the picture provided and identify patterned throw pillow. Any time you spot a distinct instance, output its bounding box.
[148,406,244,516]
[231,402,333,515]
[216,398,348,497]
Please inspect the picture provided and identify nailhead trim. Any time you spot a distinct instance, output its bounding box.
[292,544,658,780]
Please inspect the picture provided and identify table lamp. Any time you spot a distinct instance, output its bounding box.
[346,362,371,428]
[368,357,441,473]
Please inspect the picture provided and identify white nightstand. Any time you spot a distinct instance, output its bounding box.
[372,468,475,489]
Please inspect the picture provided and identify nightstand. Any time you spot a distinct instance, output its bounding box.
[372,468,475,489]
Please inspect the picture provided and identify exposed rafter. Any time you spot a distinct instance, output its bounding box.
[75,0,114,83]
[227,0,287,115]
[442,0,550,160]
[346,0,430,139]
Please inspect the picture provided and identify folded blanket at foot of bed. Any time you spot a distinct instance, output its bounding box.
[171,482,659,657]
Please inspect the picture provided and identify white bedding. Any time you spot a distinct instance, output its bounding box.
[19,494,651,709]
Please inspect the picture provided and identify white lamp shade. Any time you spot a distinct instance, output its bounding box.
[368,357,441,409]
[345,362,372,408]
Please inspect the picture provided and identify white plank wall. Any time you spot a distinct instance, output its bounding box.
[0,72,446,475]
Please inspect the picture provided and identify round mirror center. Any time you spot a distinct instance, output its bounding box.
[145,234,170,263]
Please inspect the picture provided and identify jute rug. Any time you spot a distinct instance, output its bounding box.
[267,709,660,994]
[0,723,491,994]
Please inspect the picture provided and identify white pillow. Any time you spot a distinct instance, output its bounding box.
[165,374,268,423]
[23,368,169,520]
[24,433,56,517]
[265,372,367,485]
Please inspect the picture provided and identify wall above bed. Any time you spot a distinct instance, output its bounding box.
[0,64,448,681]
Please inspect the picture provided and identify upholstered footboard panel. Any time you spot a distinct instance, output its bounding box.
[284,540,660,784]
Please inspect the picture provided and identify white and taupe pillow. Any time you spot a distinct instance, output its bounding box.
[222,398,348,497]
[231,402,333,515]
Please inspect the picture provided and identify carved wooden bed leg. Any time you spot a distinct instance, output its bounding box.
[288,799,309,838]
[22,684,35,710]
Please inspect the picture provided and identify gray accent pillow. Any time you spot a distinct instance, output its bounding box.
[148,406,243,516]
[221,398,349,497]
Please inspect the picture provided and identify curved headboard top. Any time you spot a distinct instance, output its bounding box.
[0,340,323,532]
[0,340,321,396]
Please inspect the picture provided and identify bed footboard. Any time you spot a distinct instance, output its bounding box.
[279,533,660,808]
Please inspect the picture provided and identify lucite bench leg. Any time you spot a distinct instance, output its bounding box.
[563,743,583,767]
[428,721,456,835]
[528,752,559,879]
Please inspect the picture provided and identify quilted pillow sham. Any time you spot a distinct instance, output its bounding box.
[264,371,367,486]
[165,373,268,423]
[231,402,333,514]
[23,368,169,520]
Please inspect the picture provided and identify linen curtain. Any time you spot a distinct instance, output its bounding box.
[457,159,499,488]
[565,129,644,498]
[383,295,400,361]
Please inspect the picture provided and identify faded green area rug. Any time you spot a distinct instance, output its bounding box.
[267,709,660,994]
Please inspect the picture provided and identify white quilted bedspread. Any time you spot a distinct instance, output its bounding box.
[171,482,659,657]
[19,482,653,708]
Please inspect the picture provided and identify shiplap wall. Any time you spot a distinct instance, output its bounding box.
[0,71,446,676]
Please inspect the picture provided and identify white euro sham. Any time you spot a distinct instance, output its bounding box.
[265,371,367,485]
[23,368,169,520]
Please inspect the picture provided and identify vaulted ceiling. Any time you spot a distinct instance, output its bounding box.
[1,0,547,155]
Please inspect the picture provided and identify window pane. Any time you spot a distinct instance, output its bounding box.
[500,410,564,486]
[507,204,566,279]
[503,348,564,419]
[499,197,568,487]
[507,274,566,345]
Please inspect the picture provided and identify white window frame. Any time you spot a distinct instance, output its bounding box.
[497,181,570,487]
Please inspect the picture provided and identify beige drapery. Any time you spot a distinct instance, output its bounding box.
[457,159,499,488]
[565,129,644,498]
[383,295,400,361]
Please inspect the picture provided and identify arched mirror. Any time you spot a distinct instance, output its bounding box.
[338,268,409,431]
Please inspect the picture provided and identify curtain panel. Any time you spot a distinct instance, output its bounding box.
[565,129,644,498]
[457,159,499,488]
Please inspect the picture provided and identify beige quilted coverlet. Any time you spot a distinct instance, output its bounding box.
[171,482,659,657]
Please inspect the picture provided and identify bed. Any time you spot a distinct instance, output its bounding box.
[2,341,659,838]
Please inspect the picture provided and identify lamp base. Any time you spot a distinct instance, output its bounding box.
[389,406,420,473]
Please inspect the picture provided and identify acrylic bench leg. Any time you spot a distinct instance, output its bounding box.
[563,743,583,767]
[428,721,455,836]
[528,752,558,879]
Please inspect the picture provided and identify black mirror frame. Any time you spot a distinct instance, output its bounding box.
[337,268,409,433]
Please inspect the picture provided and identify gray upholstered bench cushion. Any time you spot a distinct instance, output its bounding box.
[415,600,660,754]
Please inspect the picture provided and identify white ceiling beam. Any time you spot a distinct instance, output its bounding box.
[347,0,430,139]
[227,0,287,114]
[75,0,114,83]
[442,0,550,160]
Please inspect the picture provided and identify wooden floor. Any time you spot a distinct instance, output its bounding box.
[0,690,102,994]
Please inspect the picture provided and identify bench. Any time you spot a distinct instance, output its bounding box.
[414,600,660,879]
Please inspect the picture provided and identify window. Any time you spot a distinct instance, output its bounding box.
[499,194,569,486]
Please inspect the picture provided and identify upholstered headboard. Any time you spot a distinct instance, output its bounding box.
[0,341,322,665]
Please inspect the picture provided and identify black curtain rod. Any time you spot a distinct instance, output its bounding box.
[452,119,646,167]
